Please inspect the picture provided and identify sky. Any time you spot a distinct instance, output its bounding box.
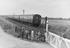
[0,0,70,18]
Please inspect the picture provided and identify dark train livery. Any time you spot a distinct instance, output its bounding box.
[8,14,47,28]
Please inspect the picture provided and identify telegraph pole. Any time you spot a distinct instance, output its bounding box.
[23,10,25,14]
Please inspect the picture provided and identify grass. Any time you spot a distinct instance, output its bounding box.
[48,19,70,39]
[0,16,20,37]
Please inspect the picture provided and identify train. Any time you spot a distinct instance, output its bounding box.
[8,14,47,28]
[6,14,47,42]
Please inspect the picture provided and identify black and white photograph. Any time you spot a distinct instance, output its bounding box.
[0,0,70,48]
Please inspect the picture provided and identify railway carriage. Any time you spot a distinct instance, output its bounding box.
[7,14,47,42]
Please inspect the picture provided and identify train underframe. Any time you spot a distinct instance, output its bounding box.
[15,26,46,42]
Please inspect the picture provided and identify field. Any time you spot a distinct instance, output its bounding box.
[48,19,70,39]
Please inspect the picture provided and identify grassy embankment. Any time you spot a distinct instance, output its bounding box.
[0,16,19,37]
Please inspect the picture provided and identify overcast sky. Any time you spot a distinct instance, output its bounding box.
[0,0,70,18]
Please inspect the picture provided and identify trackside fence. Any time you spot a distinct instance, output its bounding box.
[45,31,70,48]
